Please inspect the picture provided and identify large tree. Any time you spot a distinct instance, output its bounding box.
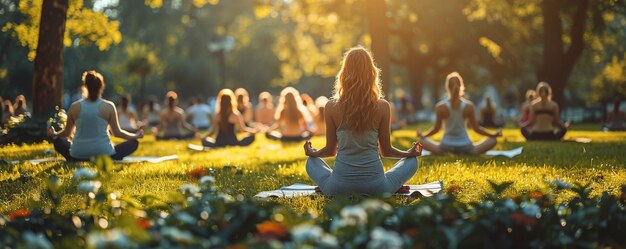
[3,0,121,114]
[31,0,68,113]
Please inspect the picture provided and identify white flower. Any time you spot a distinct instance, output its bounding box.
[292,224,339,247]
[292,224,323,242]
[503,199,517,211]
[86,229,135,249]
[199,176,216,185]
[161,227,194,242]
[548,179,572,190]
[77,181,102,193]
[340,205,368,226]
[415,205,433,216]
[22,232,53,249]
[367,227,403,249]
[175,212,197,224]
[73,167,98,182]
[360,199,392,214]
[521,201,541,218]
[179,184,200,196]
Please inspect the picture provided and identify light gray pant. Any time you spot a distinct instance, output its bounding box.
[305,157,418,195]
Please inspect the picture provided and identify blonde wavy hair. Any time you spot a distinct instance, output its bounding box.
[536,82,552,101]
[275,87,311,122]
[332,46,382,133]
[445,72,465,101]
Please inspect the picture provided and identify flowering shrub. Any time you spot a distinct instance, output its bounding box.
[0,156,625,248]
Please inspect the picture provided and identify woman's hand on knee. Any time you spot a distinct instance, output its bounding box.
[406,142,422,157]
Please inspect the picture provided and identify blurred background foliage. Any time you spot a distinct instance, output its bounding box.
[0,0,625,108]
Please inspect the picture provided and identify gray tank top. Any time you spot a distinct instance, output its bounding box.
[70,99,115,158]
[332,122,384,183]
[441,99,472,147]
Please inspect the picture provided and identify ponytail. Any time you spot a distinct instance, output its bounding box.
[82,71,105,101]
[445,72,465,100]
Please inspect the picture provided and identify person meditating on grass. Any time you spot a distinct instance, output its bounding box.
[520,82,570,140]
[266,87,313,142]
[48,71,143,161]
[604,98,625,131]
[154,91,197,140]
[303,47,421,196]
[202,89,258,148]
[417,72,501,155]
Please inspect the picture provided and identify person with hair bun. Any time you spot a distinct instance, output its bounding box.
[417,72,501,154]
[303,47,420,196]
[235,88,254,125]
[201,89,258,148]
[520,82,570,140]
[255,91,275,127]
[13,95,29,117]
[117,94,141,133]
[153,91,197,140]
[47,71,143,161]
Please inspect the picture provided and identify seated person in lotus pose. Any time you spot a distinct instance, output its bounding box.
[604,98,625,131]
[520,82,570,140]
[235,88,254,125]
[479,95,504,128]
[13,95,29,117]
[417,72,501,155]
[142,98,161,128]
[117,94,141,133]
[47,71,143,161]
[518,89,537,130]
[154,91,197,140]
[304,47,421,196]
[202,89,258,148]
[186,97,212,130]
[1,99,13,125]
[255,91,275,127]
[266,87,313,142]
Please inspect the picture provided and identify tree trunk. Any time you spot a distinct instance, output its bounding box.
[32,0,68,114]
[538,0,588,106]
[365,0,391,98]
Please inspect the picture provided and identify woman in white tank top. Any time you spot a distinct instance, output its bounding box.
[48,71,144,161]
[417,72,501,155]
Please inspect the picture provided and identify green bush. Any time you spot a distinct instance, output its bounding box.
[1,156,625,248]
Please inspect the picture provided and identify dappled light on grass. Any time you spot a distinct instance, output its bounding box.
[1,128,625,215]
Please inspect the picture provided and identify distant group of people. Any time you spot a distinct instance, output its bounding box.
[19,46,624,196]
[0,95,30,125]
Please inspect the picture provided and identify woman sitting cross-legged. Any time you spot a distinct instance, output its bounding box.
[154,91,197,140]
[519,82,570,140]
[266,87,313,142]
[417,72,501,155]
[202,89,258,148]
[303,47,421,196]
[47,71,143,161]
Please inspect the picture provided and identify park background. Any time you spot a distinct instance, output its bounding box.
[1,0,626,248]
[0,0,625,118]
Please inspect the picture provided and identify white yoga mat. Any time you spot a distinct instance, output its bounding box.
[9,155,179,165]
[254,180,444,199]
[420,147,524,158]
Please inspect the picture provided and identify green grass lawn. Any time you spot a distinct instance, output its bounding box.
[1,125,625,216]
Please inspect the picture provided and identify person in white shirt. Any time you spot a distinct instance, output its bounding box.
[186,97,212,130]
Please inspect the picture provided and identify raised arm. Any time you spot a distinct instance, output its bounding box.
[418,104,444,138]
[234,113,257,134]
[48,103,78,138]
[305,101,338,158]
[551,104,569,129]
[106,102,143,140]
[466,104,500,137]
[378,100,420,158]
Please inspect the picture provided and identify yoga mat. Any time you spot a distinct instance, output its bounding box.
[115,155,179,163]
[564,137,592,143]
[8,157,65,165]
[8,155,179,164]
[421,147,524,158]
[187,144,209,151]
[254,180,444,199]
